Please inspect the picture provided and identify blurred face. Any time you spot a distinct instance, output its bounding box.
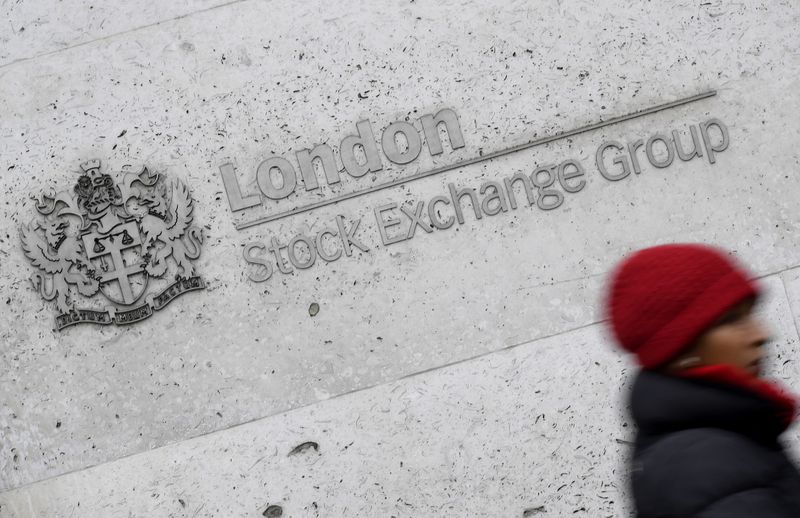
[667,298,769,377]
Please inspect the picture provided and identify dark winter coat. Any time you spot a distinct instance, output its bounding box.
[629,367,800,517]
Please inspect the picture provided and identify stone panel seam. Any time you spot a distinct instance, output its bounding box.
[779,268,800,342]
[398,320,603,381]
[0,320,604,495]
[5,267,800,493]
[0,0,254,70]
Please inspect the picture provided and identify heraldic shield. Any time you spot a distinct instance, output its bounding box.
[81,220,148,306]
[20,160,205,330]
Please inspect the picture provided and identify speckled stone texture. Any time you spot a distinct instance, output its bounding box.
[0,0,799,516]
[0,276,797,517]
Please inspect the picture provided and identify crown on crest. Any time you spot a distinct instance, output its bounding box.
[79,159,102,177]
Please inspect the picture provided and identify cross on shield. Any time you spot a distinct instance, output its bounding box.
[81,221,148,306]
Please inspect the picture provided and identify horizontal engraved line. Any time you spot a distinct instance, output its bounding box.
[236,90,717,230]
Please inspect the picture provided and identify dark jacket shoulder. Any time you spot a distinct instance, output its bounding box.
[629,370,800,518]
[633,427,791,517]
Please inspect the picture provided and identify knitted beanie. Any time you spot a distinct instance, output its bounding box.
[605,243,760,369]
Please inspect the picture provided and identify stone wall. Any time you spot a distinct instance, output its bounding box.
[1,1,799,516]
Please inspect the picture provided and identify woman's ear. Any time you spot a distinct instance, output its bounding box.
[677,356,702,369]
[662,345,704,373]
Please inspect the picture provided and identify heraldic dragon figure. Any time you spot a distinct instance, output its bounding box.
[21,218,99,313]
[135,170,203,279]
[21,160,203,314]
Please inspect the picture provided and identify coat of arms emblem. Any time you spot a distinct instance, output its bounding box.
[20,160,205,330]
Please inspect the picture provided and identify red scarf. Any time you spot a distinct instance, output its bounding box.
[677,364,797,428]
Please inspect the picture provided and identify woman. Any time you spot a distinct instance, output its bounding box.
[605,243,800,517]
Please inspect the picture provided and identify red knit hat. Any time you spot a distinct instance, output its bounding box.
[605,244,760,369]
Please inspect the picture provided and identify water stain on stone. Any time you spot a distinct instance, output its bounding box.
[239,48,253,66]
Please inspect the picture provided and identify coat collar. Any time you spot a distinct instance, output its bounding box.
[631,365,796,448]
[676,365,796,427]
